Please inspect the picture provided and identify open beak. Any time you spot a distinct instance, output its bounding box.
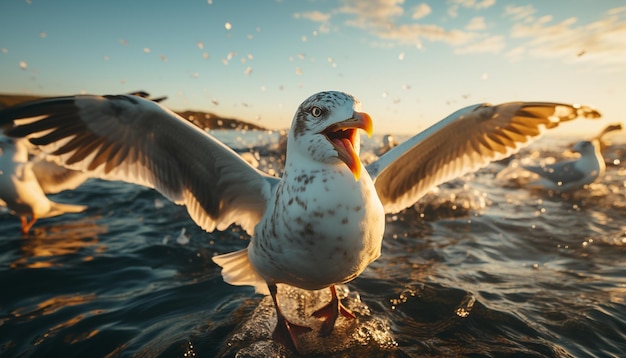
[322,111,373,181]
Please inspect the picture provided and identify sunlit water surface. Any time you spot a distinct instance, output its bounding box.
[1,131,625,357]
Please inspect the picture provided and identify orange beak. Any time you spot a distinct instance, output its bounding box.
[322,111,373,181]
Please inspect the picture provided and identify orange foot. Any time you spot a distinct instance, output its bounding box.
[312,285,356,336]
[272,312,312,353]
[20,215,37,235]
[268,283,312,353]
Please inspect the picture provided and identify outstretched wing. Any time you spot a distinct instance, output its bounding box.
[366,102,601,214]
[1,94,279,234]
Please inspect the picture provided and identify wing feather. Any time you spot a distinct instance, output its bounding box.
[367,102,601,214]
[1,94,278,234]
[30,159,89,194]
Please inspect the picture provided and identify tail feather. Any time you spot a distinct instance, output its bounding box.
[212,248,269,295]
[41,201,87,218]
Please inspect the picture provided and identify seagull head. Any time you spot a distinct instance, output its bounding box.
[290,91,373,180]
[572,140,596,155]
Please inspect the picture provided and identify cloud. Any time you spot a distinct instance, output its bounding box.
[338,0,404,28]
[377,23,478,46]
[293,10,331,23]
[455,35,505,54]
[330,0,477,47]
[466,16,486,31]
[412,3,432,19]
[503,4,536,21]
[338,0,483,47]
[505,45,526,62]
[448,0,496,18]
[464,0,496,10]
[509,9,626,68]
[292,0,626,71]
[607,5,626,15]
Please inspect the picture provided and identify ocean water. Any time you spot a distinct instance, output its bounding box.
[1,131,625,357]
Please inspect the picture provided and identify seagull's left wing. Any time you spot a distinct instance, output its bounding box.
[0,94,278,234]
[367,102,601,214]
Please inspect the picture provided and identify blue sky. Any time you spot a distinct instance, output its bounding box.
[1,0,625,137]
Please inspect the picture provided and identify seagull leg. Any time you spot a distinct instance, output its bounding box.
[312,285,356,336]
[20,215,37,235]
[268,283,312,353]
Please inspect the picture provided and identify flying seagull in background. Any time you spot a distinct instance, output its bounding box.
[126,90,168,103]
[0,91,600,352]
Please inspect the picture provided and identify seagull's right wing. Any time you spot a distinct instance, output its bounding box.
[367,102,601,214]
[0,94,279,234]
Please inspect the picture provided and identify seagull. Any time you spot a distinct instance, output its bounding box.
[0,91,600,352]
[126,90,168,103]
[375,134,397,156]
[0,134,88,234]
[0,91,167,234]
[521,139,606,192]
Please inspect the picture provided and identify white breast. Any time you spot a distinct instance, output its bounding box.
[248,156,385,290]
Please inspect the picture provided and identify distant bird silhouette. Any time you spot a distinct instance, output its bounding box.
[127,90,168,103]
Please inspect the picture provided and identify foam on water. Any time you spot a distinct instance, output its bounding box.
[218,285,399,357]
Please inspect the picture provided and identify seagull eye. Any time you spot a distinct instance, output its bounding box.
[310,106,322,117]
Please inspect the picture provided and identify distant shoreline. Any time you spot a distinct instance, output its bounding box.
[0,93,268,131]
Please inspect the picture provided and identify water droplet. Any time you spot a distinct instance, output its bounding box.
[19,61,27,70]
[225,22,232,30]
[455,294,475,318]
[176,228,190,245]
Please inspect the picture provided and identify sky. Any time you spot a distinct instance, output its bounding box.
[1,0,625,138]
